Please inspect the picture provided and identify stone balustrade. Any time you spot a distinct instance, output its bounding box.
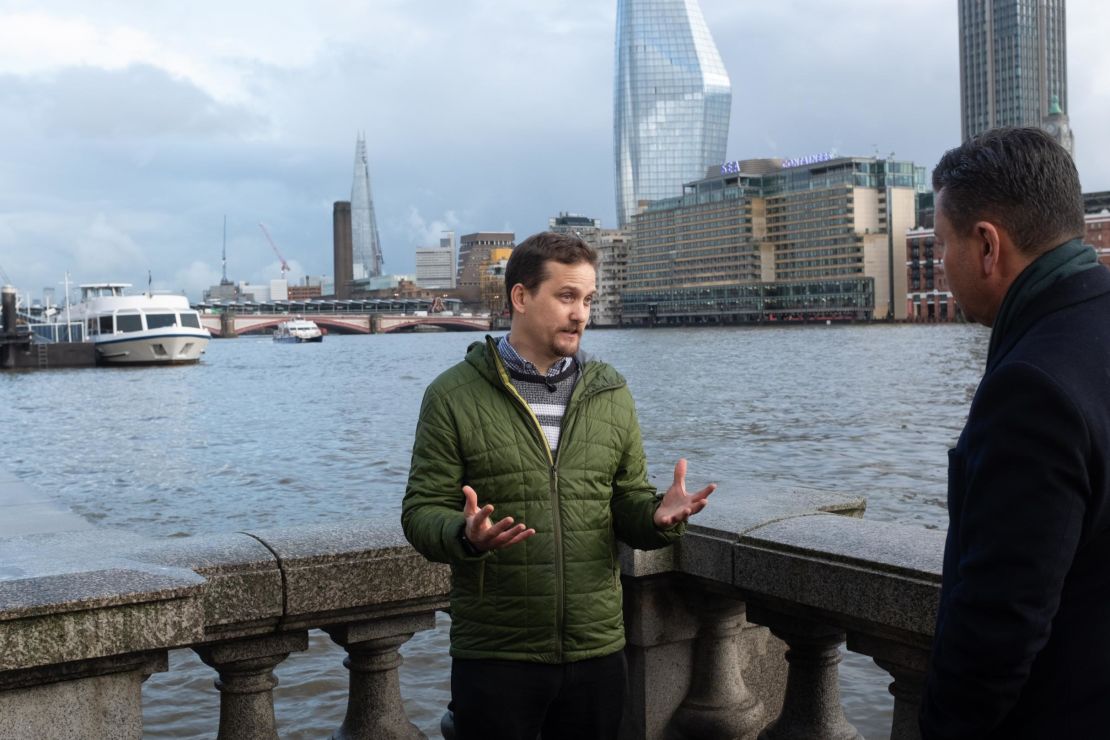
[0,486,943,739]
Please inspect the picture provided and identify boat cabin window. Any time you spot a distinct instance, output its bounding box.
[179,313,201,329]
[99,316,113,334]
[146,313,177,330]
[116,314,143,333]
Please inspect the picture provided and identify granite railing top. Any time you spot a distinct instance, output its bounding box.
[0,479,945,674]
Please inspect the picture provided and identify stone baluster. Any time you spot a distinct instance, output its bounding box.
[874,657,925,740]
[851,636,929,740]
[325,612,434,740]
[194,632,309,740]
[752,613,860,740]
[670,592,764,739]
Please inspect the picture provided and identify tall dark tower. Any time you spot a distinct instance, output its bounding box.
[333,201,353,299]
[959,0,1069,142]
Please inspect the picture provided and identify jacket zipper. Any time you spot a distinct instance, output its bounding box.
[485,340,622,660]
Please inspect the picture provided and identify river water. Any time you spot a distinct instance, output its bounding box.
[3,324,989,738]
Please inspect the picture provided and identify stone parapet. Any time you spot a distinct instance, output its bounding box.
[0,520,450,738]
[634,486,944,740]
[0,482,943,739]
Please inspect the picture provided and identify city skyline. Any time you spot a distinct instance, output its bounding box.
[1,1,1109,301]
[613,0,732,228]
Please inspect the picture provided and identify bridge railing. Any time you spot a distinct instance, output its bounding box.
[0,490,942,739]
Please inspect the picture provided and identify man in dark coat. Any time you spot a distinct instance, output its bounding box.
[920,127,1110,738]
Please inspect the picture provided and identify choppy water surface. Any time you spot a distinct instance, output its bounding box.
[4,324,989,738]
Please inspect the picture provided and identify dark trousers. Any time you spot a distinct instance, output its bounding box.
[450,651,627,740]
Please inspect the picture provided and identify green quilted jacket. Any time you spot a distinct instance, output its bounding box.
[401,336,683,663]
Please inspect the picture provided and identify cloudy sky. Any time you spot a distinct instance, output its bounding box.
[2,0,1108,301]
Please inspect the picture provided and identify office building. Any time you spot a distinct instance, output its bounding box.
[594,229,631,327]
[549,213,602,237]
[549,213,628,327]
[624,154,918,324]
[959,0,1069,146]
[351,133,384,280]
[613,0,732,228]
[415,246,457,289]
[458,232,514,304]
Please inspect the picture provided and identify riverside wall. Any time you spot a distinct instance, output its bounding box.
[0,471,942,739]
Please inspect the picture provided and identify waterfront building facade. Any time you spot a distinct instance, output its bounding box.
[594,228,631,327]
[1084,209,1110,268]
[351,133,385,280]
[905,227,957,322]
[624,155,917,325]
[1083,191,1110,214]
[958,0,1069,143]
[549,212,628,326]
[457,232,514,305]
[613,0,732,228]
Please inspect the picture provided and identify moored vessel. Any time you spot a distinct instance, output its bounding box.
[71,283,209,364]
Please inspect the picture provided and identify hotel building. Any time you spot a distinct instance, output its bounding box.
[624,155,918,324]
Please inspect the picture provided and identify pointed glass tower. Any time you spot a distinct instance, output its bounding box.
[613,0,732,228]
[351,133,384,279]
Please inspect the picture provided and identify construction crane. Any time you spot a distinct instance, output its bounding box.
[258,222,290,278]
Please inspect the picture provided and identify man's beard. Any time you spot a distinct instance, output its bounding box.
[551,327,581,357]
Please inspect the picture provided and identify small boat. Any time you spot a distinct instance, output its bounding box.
[273,318,323,343]
[71,283,209,365]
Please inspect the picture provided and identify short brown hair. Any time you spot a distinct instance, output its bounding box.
[504,232,598,315]
[932,127,1084,254]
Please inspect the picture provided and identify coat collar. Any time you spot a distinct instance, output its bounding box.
[987,265,1110,372]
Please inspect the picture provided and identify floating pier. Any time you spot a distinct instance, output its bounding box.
[0,285,97,370]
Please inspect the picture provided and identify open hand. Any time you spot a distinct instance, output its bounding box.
[463,485,536,552]
[653,459,715,528]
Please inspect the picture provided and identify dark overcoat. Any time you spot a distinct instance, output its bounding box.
[921,266,1110,738]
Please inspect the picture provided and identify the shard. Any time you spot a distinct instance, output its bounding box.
[351,133,384,279]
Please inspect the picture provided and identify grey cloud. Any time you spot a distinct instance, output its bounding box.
[0,64,267,140]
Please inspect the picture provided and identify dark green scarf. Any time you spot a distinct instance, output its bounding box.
[988,238,1099,363]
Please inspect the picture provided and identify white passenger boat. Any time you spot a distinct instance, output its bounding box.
[71,283,209,364]
[273,318,323,343]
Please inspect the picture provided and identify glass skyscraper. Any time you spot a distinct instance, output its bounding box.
[958,0,1067,141]
[613,0,732,228]
[351,133,384,280]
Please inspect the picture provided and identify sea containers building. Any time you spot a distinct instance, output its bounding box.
[623,155,918,325]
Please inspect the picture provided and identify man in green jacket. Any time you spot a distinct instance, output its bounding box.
[402,231,714,739]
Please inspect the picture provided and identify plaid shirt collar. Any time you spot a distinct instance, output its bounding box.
[497,334,572,378]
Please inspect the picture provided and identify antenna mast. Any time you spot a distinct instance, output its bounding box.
[221,215,230,285]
